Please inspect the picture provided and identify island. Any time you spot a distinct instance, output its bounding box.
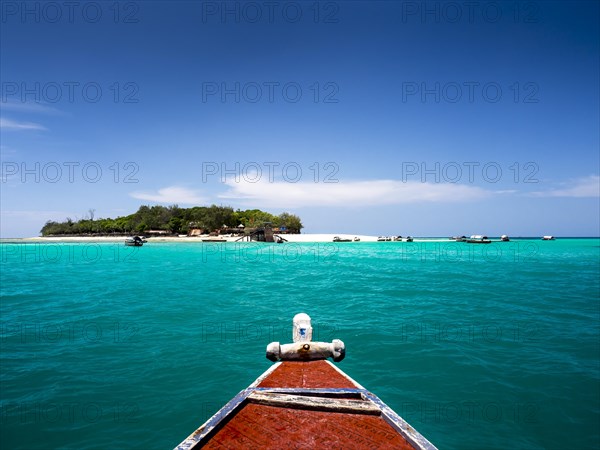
[40,205,303,238]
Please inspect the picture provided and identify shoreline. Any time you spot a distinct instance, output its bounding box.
[0,234,565,244]
[4,234,382,243]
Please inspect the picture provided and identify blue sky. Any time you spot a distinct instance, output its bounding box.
[1,1,598,237]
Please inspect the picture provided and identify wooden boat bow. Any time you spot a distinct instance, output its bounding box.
[175,315,437,450]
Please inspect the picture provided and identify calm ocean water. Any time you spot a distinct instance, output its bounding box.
[1,238,599,449]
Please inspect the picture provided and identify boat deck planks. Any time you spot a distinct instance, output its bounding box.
[176,360,433,449]
[257,360,356,389]
[202,402,416,449]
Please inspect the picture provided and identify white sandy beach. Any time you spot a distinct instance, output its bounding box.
[9,234,453,243]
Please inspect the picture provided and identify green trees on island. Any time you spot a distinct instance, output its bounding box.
[40,205,303,236]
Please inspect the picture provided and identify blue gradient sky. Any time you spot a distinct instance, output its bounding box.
[1,1,598,237]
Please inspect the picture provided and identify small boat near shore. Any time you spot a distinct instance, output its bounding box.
[124,236,144,246]
[465,235,492,244]
[542,235,555,240]
[175,313,437,450]
[333,236,352,242]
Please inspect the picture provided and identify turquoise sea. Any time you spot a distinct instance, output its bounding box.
[1,238,599,449]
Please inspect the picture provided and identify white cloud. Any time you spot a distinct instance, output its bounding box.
[130,186,208,205]
[0,118,47,131]
[218,179,490,208]
[0,100,62,115]
[530,175,600,198]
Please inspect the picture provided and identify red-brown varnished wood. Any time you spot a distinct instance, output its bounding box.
[257,361,356,389]
[202,403,415,450]
[199,361,416,449]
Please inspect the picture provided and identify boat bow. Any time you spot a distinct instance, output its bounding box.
[174,314,437,450]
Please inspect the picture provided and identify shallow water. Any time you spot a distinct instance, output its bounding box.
[1,238,599,449]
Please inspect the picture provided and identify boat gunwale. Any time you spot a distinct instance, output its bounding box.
[326,360,436,449]
[174,362,282,450]
[174,360,437,450]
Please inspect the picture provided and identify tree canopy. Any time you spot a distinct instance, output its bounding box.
[40,205,303,236]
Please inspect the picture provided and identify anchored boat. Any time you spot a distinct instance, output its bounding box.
[175,313,437,450]
[124,236,144,246]
[465,235,492,244]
